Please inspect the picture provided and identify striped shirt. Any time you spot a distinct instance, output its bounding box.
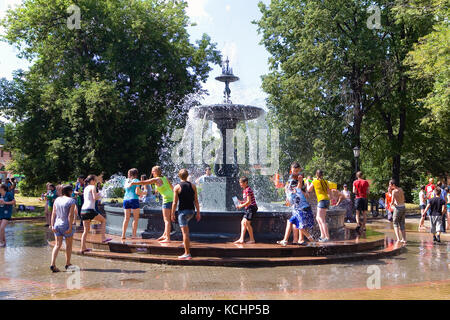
[243,187,257,209]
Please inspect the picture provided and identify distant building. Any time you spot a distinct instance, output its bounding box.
[0,126,13,182]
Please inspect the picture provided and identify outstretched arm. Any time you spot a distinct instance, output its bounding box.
[306,180,314,193]
[131,178,161,186]
[171,186,180,222]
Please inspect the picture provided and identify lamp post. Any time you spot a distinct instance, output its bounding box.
[353,146,360,174]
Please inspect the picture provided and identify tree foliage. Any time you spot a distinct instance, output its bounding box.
[255,0,448,199]
[0,0,221,187]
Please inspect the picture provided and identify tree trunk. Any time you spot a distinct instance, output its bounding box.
[392,154,401,186]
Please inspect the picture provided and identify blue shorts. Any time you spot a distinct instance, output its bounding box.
[162,202,173,210]
[318,200,330,209]
[123,199,140,210]
[54,224,74,238]
[178,209,195,227]
[289,207,314,230]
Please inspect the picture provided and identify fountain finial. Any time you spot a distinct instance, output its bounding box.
[215,57,239,104]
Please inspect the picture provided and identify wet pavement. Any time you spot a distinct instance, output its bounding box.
[0,220,449,299]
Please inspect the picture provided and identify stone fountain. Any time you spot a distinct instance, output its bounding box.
[192,58,264,211]
[104,59,346,242]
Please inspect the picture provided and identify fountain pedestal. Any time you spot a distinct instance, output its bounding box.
[200,176,241,212]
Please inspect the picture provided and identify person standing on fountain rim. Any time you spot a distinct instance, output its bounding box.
[131,166,174,242]
[423,187,446,243]
[307,170,330,242]
[171,169,201,260]
[139,174,155,204]
[389,179,407,244]
[121,169,144,240]
[80,175,111,254]
[284,162,304,243]
[352,171,370,234]
[234,176,258,244]
[278,179,315,246]
[0,184,16,247]
[336,184,353,222]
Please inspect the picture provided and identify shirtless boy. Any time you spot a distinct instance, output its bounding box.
[389,180,406,243]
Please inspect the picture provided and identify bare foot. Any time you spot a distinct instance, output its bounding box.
[160,239,171,243]
[156,235,166,241]
[246,240,255,244]
[233,239,244,244]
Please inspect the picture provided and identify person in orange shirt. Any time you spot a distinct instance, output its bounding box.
[385,189,393,221]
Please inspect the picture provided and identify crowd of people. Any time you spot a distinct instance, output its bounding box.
[1,162,447,270]
[43,164,450,270]
[418,178,449,243]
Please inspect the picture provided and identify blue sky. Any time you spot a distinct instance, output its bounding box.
[0,0,271,108]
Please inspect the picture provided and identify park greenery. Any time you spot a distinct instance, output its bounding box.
[255,0,449,200]
[0,0,448,202]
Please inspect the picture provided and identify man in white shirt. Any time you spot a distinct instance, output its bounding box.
[195,166,215,185]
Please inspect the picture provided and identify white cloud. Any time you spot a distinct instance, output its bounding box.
[185,0,212,23]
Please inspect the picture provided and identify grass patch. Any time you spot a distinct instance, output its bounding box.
[365,229,385,237]
[12,210,45,218]
[12,194,46,218]
[405,203,420,210]
[15,195,46,208]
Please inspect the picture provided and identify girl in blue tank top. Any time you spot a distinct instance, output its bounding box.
[121,168,143,240]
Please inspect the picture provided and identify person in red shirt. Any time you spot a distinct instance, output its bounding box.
[353,171,369,233]
[425,178,436,199]
[234,176,258,244]
[425,178,436,217]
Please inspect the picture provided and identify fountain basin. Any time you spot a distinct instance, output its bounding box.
[104,203,346,242]
[193,104,265,128]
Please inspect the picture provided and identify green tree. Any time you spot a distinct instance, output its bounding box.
[400,0,449,140]
[255,0,439,189]
[0,0,221,188]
